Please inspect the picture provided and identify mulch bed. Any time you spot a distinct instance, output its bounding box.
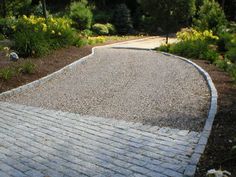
[193,60,236,176]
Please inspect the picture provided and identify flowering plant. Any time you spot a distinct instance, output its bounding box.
[177,28,219,41]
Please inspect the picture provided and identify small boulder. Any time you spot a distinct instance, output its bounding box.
[9,52,19,62]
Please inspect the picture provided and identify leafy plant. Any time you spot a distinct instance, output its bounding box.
[74,37,88,47]
[214,59,228,70]
[226,47,236,64]
[106,23,116,35]
[18,60,36,74]
[14,30,50,57]
[164,39,219,62]
[158,44,170,52]
[217,32,234,52]
[0,33,5,40]
[177,28,219,41]
[13,15,75,57]
[0,16,17,37]
[92,23,109,35]
[80,29,93,37]
[0,67,15,81]
[70,0,93,30]
[193,0,227,34]
[88,36,106,45]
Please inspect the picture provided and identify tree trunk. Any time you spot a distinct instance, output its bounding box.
[221,0,225,9]
[41,0,47,18]
[2,0,7,18]
[166,32,169,44]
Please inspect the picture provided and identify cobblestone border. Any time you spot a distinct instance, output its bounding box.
[0,37,154,99]
[161,52,218,177]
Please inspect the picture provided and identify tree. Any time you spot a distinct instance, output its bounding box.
[140,0,196,44]
[194,0,227,34]
[2,0,7,17]
[70,0,93,30]
[41,0,47,18]
[113,4,133,34]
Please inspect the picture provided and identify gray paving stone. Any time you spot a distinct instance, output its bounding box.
[0,102,200,177]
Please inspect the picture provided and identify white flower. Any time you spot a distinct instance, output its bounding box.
[207,169,231,177]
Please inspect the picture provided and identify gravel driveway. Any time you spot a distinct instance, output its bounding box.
[2,47,210,131]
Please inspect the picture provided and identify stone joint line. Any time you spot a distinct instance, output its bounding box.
[0,102,200,177]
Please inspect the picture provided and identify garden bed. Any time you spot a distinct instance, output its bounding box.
[193,60,236,177]
[0,36,142,93]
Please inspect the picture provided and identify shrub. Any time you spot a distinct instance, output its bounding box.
[0,67,15,81]
[158,44,170,52]
[201,49,219,63]
[0,17,17,38]
[92,23,109,35]
[70,0,93,30]
[88,36,106,45]
[217,32,233,52]
[74,38,88,47]
[193,0,227,34]
[226,63,236,80]
[177,28,219,41]
[214,59,228,70]
[18,61,36,74]
[14,30,50,57]
[106,23,116,35]
[13,15,75,57]
[168,39,219,62]
[113,4,133,34]
[80,29,93,37]
[0,33,5,40]
[226,47,236,63]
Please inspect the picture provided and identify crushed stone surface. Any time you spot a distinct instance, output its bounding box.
[2,48,210,131]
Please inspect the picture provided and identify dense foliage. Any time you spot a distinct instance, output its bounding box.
[194,0,227,34]
[140,0,196,42]
[92,23,109,35]
[113,4,133,34]
[158,28,236,80]
[13,15,75,57]
[70,0,93,30]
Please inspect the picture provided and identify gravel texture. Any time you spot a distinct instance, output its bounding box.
[2,48,210,131]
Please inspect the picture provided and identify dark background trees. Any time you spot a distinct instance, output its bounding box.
[0,0,235,37]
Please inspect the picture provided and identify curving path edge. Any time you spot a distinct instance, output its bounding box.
[160,52,218,176]
[0,37,218,177]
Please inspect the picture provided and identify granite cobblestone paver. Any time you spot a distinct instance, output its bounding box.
[0,102,200,177]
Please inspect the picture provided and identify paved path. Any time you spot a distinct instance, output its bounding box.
[0,102,200,177]
[0,37,210,177]
[110,37,177,50]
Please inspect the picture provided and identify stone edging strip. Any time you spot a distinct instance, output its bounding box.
[0,39,218,177]
[161,52,218,177]
[0,37,154,99]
